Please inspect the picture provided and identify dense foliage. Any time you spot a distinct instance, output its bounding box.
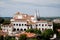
[0,17,4,24]
[3,20,10,25]
[19,34,27,40]
[53,23,60,36]
[26,29,41,34]
[41,29,54,40]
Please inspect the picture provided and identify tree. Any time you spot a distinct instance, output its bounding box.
[28,38,37,40]
[41,29,54,40]
[0,36,4,40]
[0,17,4,30]
[19,34,27,40]
[0,26,2,30]
[3,20,10,25]
[0,17,4,24]
[26,29,34,33]
[53,23,60,33]
[5,36,15,40]
[10,36,15,40]
[34,29,41,34]
[26,29,41,34]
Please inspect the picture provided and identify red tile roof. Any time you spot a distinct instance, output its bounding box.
[15,32,36,37]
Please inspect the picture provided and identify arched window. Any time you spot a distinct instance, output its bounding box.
[24,29,26,31]
[27,26,29,29]
[19,24,21,26]
[25,24,26,26]
[14,24,15,26]
[17,28,19,31]
[45,24,47,26]
[42,28,44,31]
[20,29,23,31]
[39,24,41,26]
[42,24,44,26]
[22,24,23,26]
[16,24,18,26]
[13,28,16,31]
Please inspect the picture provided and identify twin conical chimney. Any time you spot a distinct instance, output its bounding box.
[34,9,40,21]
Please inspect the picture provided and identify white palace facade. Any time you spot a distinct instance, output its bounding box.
[1,12,53,35]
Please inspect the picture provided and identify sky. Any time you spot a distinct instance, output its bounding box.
[0,0,60,17]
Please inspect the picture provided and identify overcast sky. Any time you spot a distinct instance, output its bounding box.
[0,0,60,17]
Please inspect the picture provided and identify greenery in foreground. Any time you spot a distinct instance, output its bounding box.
[0,29,54,40]
[0,17,60,40]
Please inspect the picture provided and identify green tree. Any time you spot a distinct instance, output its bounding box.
[29,38,37,40]
[41,29,54,40]
[10,36,15,40]
[3,20,10,25]
[0,17,4,24]
[26,29,34,33]
[34,29,41,34]
[0,36,4,40]
[19,34,27,40]
[0,26,2,30]
[5,36,15,40]
[53,23,60,33]
[26,29,41,34]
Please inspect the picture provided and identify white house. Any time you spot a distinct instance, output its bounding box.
[1,12,53,35]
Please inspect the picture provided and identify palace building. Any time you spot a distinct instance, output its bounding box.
[1,12,53,35]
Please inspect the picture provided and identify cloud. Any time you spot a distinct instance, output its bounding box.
[0,1,5,5]
[0,0,60,17]
[11,0,60,5]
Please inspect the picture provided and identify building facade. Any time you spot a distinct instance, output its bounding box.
[1,12,53,35]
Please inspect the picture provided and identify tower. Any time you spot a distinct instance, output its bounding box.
[34,9,40,21]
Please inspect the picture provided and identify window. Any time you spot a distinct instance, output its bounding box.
[42,24,44,26]
[36,24,38,26]
[48,25,52,26]
[19,24,21,26]
[30,25,32,29]
[27,27,29,29]
[22,24,23,26]
[24,29,26,31]
[14,24,15,26]
[25,24,26,26]
[13,28,16,31]
[16,24,18,26]
[20,29,23,31]
[39,24,41,26]
[42,28,44,30]
[45,24,47,26]
[31,26,32,29]
[17,28,19,31]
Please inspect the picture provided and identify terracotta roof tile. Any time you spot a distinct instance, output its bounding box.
[15,32,36,37]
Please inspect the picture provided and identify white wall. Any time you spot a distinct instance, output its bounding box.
[11,21,27,31]
[35,22,53,31]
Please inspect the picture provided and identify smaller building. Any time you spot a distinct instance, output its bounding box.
[1,24,13,35]
[53,19,60,23]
